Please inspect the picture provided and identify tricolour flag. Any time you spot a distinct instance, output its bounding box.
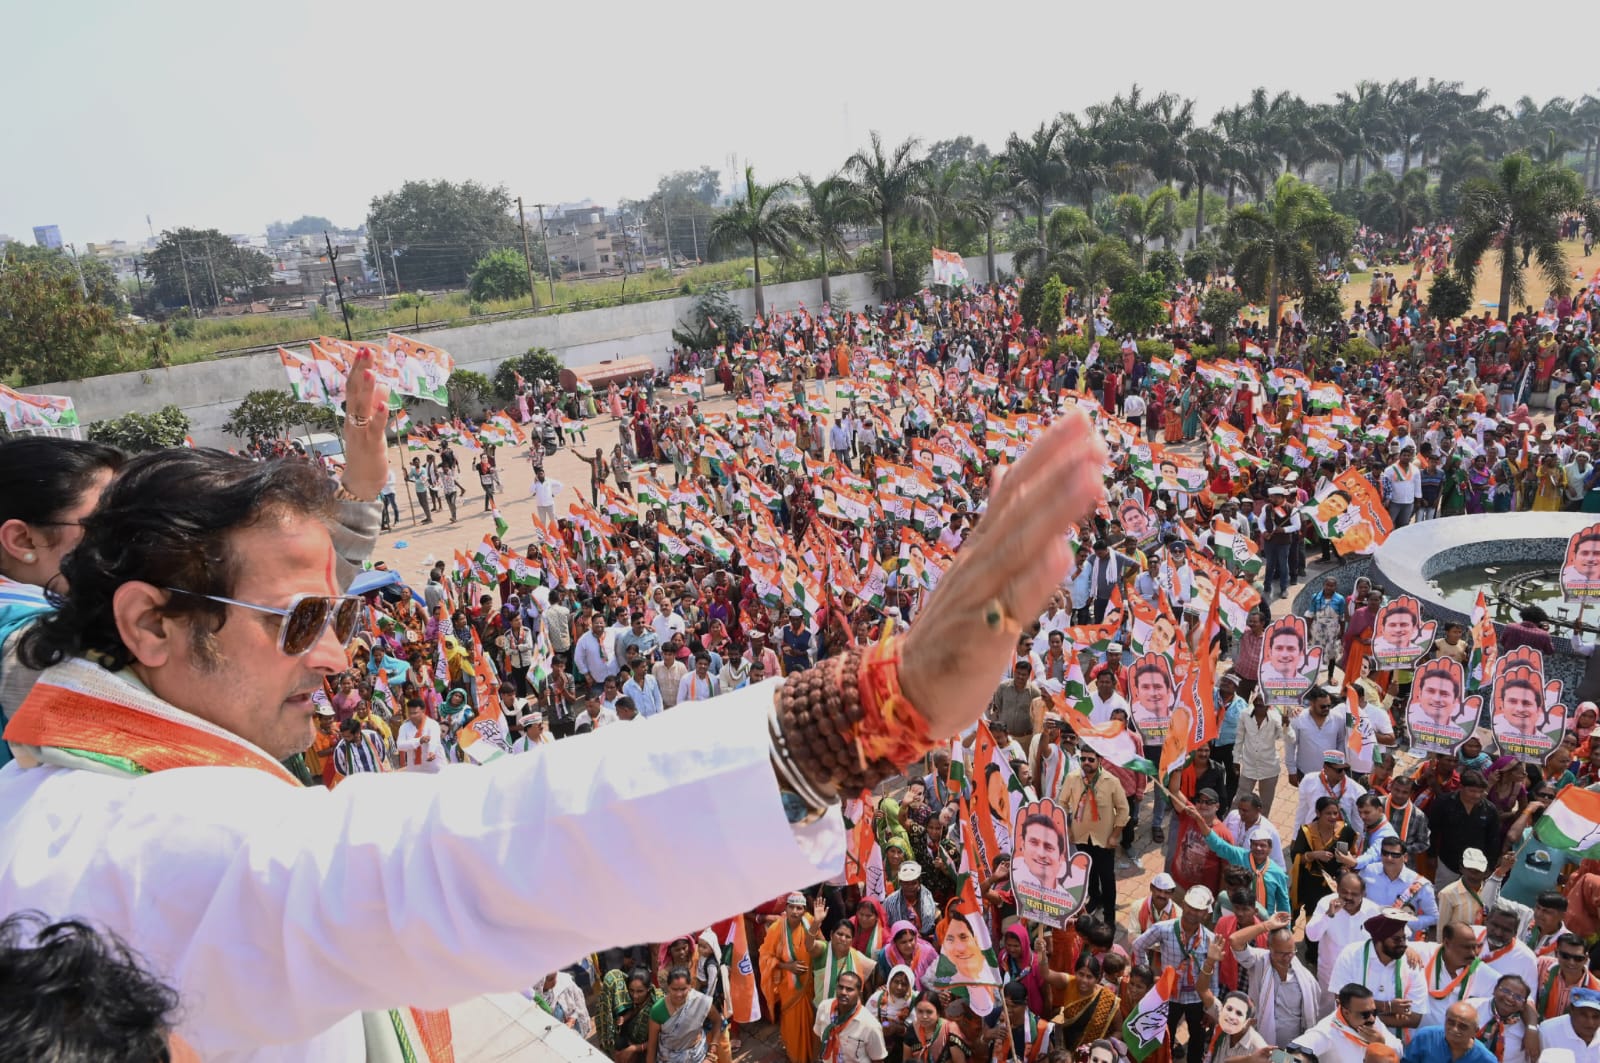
[1121,967,1178,1061]
[1059,700,1157,776]
[492,508,509,538]
[1535,785,1600,858]
[725,916,763,1024]
[1468,590,1499,694]
[1210,518,1262,576]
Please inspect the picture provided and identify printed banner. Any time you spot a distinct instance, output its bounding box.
[1562,522,1600,603]
[0,385,79,430]
[1116,497,1161,550]
[1407,657,1476,756]
[1301,469,1393,556]
[1369,595,1436,672]
[1491,646,1566,764]
[1009,799,1091,928]
[930,248,971,287]
[1255,615,1322,708]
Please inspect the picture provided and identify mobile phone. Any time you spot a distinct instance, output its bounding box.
[1335,841,1349,854]
[1270,1051,1294,1063]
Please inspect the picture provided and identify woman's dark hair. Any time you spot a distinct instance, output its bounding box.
[0,910,180,1062]
[665,965,692,986]
[1073,952,1102,979]
[20,450,335,673]
[911,989,941,1013]
[0,437,122,529]
[627,967,652,988]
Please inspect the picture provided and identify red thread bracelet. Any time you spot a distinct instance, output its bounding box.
[854,631,935,769]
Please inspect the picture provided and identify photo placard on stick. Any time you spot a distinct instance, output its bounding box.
[1491,646,1566,764]
[1009,799,1091,928]
[1561,522,1600,603]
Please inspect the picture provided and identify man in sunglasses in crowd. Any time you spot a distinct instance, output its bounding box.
[1287,983,1404,1063]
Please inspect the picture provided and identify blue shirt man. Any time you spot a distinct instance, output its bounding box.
[1401,1014,1496,1063]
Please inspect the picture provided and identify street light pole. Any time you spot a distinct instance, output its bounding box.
[534,203,556,305]
[516,197,539,309]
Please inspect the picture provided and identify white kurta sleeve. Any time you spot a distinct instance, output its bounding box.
[0,678,843,1052]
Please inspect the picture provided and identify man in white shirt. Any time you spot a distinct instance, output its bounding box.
[1221,792,1285,868]
[677,652,721,704]
[1287,984,1403,1063]
[1305,873,1380,1006]
[1413,923,1503,1028]
[649,589,687,647]
[1539,986,1600,1060]
[622,658,665,718]
[813,971,887,1063]
[397,700,445,772]
[571,689,618,732]
[512,711,554,751]
[1327,909,1428,1041]
[1478,903,1539,994]
[573,613,619,689]
[1086,665,1130,724]
[1380,447,1422,528]
[1294,749,1365,831]
[530,468,563,525]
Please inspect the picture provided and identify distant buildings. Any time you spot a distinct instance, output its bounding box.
[544,203,618,275]
[32,225,62,249]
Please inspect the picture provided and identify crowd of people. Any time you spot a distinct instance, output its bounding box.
[9,245,1600,1062]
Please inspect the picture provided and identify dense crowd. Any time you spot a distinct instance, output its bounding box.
[11,244,1600,1062]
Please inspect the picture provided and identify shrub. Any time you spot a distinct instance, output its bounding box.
[492,348,564,399]
[1427,269,1473,324]
[1038,276,1067,336]
[1147,249,1182,284]
[88,405,191,452]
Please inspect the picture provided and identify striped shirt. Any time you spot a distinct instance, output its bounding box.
[332,730,387,777]
[1131,919,1218,1004]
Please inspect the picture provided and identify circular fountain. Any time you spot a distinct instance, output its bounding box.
[1294,512,1599,698]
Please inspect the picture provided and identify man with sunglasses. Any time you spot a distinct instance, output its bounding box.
[1361,838,1440,939]
[1465,973,1539,1063]
[1533,933,1600,1020]
[1288,983,1403,1063]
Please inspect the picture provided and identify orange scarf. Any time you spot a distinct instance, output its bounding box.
[3,658,455,1062]
[1427,951,1480,1001]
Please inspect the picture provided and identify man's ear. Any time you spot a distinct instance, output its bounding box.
[113,582,180,668]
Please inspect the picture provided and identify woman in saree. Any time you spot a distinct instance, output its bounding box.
[1438,455,1468,517]
[865,964,917,1063]
[876,920,940,987]
[1180,382,1201,441]
[693,930,733,1063]
[905,990,968,1063]
[1048,953,1121,1053]
[1342,588,1380,681]
[995,924,1069,1016]
[1288,796,1356,924]
[597,967,664,1063]
[658,936,698,987]
[1465,453,1494,514]
[850,897,890,961]
[647,966,722,1063]
[1534,452,1566,511]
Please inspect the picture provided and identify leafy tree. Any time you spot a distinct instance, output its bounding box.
[446,370,494,418]
[1200,288,1246,342]
[1107,271,1169,336]
[141,229,271,311]
[672,290,745,351]
[5,245,124,313]
[636,168,724,264]
[88,405,191,452]
[1454,153,1595,322]
[221,389,338,447]
[1299,281,1346,332]
[858,237,932,300]
[797,174,866,308]
[845,132,930,298]
[1426,268,1474,323]
[468,247,532,303]
[1005,120,1065,248]
[1226,175,1351,339]
[492,348,564,399]
[366,180,521,291]
[1019,273,1045,329]
[925,136,991,171]
[0,254,124,385]
[961,158,1012,283]
[706,166,807,317]
[267,216,336,241]
[1183,245,1216,285]
[1056,238,1136,306]
[1013,206,1099,280]
[1038,276,1067,336]
[1146,249,1182,284]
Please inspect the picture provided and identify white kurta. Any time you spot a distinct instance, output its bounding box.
[0,678,843,1061]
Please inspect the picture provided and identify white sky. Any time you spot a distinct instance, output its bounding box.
[3,0,1590,246]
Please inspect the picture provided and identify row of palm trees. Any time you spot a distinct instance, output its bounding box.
[706,79,1600,317]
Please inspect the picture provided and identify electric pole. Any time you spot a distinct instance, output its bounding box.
[175,238,198,319]
[325,232,353,341]
[65,244,89,299]
[387,226,401,293]
[516,197,539,309]
[534,203,556,305]
[202,250,222,309]
[368,217,387,300]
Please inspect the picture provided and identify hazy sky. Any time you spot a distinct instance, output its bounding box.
[3,0,1590,246]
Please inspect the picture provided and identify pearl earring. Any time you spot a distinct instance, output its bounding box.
[22,553,36,563]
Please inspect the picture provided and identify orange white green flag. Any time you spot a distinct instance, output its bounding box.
[1122,966,1178,1061]
[1535,785,1600,858]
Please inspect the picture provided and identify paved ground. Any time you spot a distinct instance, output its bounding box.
[370,385,1340,1061]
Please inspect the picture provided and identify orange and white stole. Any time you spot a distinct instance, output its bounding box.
[2,658,456,1063]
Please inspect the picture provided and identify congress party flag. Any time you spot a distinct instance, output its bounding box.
[1468,590,1499,694]
[725,917,763,1024]
[1122,968,1179,1061]
[1058,700,1157,777]
[1210,518,1263,576]
[1535,785,1600,859]
[930,248,970,287]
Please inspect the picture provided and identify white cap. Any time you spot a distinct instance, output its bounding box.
[1183,885,1214,909]
[1462,848,1489,872]
[1151,872,1177,891]
[898,861,923,882]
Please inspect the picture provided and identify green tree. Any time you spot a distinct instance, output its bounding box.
[468,247,532,303]
[446,370,494,418]
[1107,271,1169,336]
[858,237,933,300]
[367,180,521,291]
[672,290,745,350]
[0,254,124,385]
[1426,269,1474,323]
[1299,281,1346,333]
[1146,249,1182,284]
[845,132,929,298]
[1055,238,1136,306]
[492,348,564,399]
[5,245,124,313]
[88,405,191,452]
[141,228,271,311]
[1225,175,1351,339]
[1184,244,1218,285]
[1038,276,1066,335]
[925,136,991,171]
[1109,189,1181,267]
[797,174,866,308]
[1454,153,1595,321]
[961,158,1012,283]
[1004,120,1065,248]
[706,166,807,317]
[267,216,336,241]
[222,389,338,447]
[1200,288,1246,344]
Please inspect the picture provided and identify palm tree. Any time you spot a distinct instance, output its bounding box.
[1181,128,1224,242]
[1430,144,1493,216]
[705,165,806,317]
[1003,120,1065,248]
[924,161,978,249]
[1225,174,1351,340]
[960,158,1012,282]
[796,173,865,308]
[1336,80,1393,189]
[1361,169,1432,240]
[845,132,929,298]
[1453,153,1594,321]
[1057,116,1108,221]
[1011,206,1098,279]
[1109,189,1181,265]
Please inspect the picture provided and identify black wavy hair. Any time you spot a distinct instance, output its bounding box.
[20,449,335,673]
[0,910,181,1062]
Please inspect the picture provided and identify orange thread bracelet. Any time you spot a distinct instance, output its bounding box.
[854,630,935,769]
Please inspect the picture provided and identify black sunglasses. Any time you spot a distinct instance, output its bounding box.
[164,588,361,656]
